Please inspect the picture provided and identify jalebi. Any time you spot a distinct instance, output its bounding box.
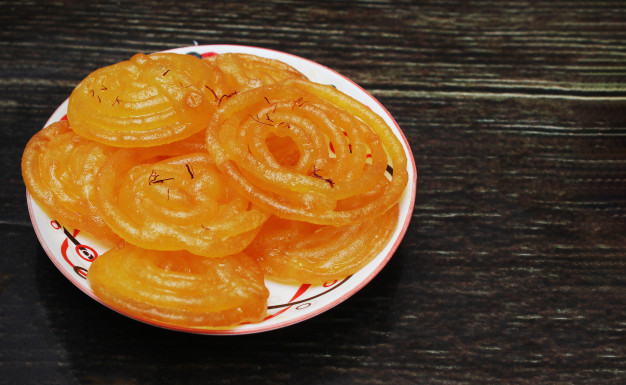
[67,52,234,147]
[206,78,408,225]
[87,244,269,327]
[93,142,269,257]
[205,52,307,91]
[22,120,122,244]
[246,204,399,283]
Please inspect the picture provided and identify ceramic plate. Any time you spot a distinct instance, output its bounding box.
[27,44,417,334]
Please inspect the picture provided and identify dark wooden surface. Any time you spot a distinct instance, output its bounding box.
[2,1,626,384]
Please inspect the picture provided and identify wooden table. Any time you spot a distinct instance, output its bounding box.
[2,1,625,383]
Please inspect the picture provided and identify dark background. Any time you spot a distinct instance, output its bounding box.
[2,1,626,384]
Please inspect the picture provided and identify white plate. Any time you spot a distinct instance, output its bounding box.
[27,44,417,334]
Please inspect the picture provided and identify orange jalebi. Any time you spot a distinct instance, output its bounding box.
[22,120,122,244]
[246,204,399,283]
[87,244,268,327]
[67,52,234,147]
[206,78,408,225]
[93,142,269,257]
[205,52,307,91]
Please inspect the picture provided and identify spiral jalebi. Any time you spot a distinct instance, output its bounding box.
[22,120,122,244]
[206,78,408,225]
[205,52,307,91]
[67,52,234,147]
[88,244,269,327]
[246,204,399,283]
[94,143,269,257]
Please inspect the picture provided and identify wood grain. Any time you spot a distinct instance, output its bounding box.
[1,1,625,384]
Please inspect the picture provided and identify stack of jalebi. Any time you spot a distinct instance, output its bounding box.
[21,50,408,329]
